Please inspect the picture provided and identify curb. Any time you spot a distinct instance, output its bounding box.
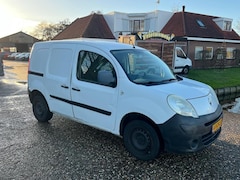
[215,86,240,104]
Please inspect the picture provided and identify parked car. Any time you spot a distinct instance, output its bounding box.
[15,52,30,61]
[7,52,20,60]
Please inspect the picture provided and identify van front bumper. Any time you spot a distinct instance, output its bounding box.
[158,104,223,153]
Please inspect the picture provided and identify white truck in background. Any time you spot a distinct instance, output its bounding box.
[118,35,192,74]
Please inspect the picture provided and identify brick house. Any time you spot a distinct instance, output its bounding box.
[161,6,240,69]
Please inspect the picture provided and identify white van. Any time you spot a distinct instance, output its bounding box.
[28,39,223,160]
[173,46,192,74]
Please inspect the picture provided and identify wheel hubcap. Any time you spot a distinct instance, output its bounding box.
[132,129,150,150]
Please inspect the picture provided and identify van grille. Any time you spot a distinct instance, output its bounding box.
[202,128,221,145]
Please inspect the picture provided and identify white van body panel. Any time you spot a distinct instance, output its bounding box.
[28,42,76,117]
[112,78,176,134]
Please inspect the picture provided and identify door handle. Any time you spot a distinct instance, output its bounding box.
[61,85,69,89]
[72,87,80,92]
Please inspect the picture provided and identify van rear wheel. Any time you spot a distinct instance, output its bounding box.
[123,120,160,161]
[32,94,53,122]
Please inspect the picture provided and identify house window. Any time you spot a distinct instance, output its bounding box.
[130,20,144,32]
[194,46,203,60]
[196,19,205,28]
[215,48,226,60]
[9,47,17,52]
[205,47,213,59]
[223,21,232,31]
[226,47,236,59]
[134,20,140,32]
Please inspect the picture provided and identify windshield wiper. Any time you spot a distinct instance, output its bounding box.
[159,78,177,84]
[134,78,177,86]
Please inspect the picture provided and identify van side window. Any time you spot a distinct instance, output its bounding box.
[77,51,117,87]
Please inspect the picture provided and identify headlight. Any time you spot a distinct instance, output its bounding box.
[208,85,219,104]
[167,95,199,118]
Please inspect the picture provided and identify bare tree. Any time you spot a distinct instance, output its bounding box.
[31,22,50,40]
[235,19,240,35]
[30,19,71,40]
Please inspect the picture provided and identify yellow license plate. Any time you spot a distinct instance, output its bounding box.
[212,118,223,133]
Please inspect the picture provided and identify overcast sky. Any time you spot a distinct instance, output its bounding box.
[0,0,239,38]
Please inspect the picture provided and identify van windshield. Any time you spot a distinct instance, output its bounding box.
[111,49,177,85]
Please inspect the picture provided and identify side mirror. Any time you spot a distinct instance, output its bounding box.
[97,70,117,87]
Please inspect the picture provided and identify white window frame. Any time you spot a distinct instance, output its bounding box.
[205,47,213,59]
[223,21,232,31]
[226,47,236,59]
[130,19,145,32]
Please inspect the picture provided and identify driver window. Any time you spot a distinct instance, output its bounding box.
[77,51,117,87]
[176,49,186,58]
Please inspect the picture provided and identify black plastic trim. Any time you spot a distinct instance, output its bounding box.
[158,104,223,153]
[28,71,44,77]
[50,95,111,116]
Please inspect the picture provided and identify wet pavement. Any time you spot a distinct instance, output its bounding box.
[0,80,27,96]
[0,60,28,96]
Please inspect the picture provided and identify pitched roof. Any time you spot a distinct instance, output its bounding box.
[161,11,240,40]
[0,31,39,43]
[53,13,115,40]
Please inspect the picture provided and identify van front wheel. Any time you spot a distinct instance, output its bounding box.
[123,120,160,161]
[182,66,189,74]
[32,95,53,122]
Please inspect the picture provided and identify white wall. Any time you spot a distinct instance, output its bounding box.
[104,10,173,39]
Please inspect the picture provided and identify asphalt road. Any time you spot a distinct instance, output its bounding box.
[0,60,240,179]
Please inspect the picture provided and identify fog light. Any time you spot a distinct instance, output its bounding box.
[191,139,199,150]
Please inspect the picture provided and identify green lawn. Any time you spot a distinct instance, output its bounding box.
[187,67,240,89]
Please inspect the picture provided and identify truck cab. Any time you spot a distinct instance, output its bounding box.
[173,47,192,74]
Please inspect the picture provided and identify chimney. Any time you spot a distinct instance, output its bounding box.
[182,6,185,12]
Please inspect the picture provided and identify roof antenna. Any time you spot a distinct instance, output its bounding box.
[129,36,135,48]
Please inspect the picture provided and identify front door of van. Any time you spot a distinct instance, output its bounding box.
[71,49,118,132]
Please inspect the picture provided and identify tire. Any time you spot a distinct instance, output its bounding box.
[32,94,53,122]
[182,66,189,74]
[123,120,161,161]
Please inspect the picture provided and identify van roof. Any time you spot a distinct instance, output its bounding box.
[33,38,141,51]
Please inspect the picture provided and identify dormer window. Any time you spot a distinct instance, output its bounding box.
[213,17,232,31]
[196,19,205,27]
[223,21,232,31]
